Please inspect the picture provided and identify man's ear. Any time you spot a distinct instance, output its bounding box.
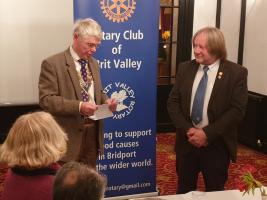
[73,32,79,40]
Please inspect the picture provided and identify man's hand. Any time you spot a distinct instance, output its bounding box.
[80,102,98,116]
[105,98,117,112]
[187,127,208,148]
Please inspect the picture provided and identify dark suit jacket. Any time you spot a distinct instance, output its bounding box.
[38,48,107,161]
[167,59,248,162]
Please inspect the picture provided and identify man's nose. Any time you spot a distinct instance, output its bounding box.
[194,47,200,54]
[91,46,97,52]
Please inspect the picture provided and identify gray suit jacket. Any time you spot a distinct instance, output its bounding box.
[167,59,248,162]
[38,48,107,161]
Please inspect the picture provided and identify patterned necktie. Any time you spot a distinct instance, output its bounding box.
[78,59,89,102]
[191,66,209,124]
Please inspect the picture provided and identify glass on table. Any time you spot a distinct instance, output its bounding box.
[191,191,206,200]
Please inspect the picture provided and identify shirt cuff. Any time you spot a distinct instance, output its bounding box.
[79,101,82,113]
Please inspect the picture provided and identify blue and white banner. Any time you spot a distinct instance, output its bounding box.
[74,0,159,198]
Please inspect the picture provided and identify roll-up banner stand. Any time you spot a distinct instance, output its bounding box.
[74,0,159,199]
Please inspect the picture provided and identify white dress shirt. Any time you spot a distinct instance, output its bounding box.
[190,60,220,128]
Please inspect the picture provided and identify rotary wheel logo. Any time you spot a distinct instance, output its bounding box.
[100,0,136,23]
[103,82,136,119]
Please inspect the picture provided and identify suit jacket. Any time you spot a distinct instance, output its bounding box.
[167,59,248,162]
[38,48,107,161]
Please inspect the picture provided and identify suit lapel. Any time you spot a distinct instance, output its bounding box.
[64,49,83,101]
[88,58,101,104]
[88,58,97,86]
[185,61,199,116]
[208,61,226,106]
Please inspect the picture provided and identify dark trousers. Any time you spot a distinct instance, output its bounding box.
[176,141,230,194]
[77,123,99,168]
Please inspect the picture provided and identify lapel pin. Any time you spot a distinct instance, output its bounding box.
[218,72,223,79]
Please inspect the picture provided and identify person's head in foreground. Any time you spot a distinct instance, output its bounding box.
[53,161,107,200]
[0,111,68,169]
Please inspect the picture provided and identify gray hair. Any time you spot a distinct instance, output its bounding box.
[73,18,103,40]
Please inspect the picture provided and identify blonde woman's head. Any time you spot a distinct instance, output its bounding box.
[0,111,68,169]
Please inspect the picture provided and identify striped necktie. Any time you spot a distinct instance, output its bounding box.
[78,59,89,102]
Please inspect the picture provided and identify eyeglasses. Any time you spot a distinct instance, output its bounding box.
[86,42,100,49]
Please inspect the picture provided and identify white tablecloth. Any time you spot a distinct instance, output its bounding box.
[130,189,263,200]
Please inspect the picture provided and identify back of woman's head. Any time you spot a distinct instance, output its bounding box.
[0,111,68,169]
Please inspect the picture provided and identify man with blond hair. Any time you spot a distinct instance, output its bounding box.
[168,27,248,193]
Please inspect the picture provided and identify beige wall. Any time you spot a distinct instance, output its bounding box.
[243,0,267,95]
[0,0,73,105]
[193,0,266,95]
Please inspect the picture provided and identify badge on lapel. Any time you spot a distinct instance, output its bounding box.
[218,72,223,79]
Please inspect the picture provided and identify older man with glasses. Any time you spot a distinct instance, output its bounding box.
[39,18,117,168]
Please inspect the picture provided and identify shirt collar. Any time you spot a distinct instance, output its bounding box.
[70,45,80,62]
[200,59,220,71]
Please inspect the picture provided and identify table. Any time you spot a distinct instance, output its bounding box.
[129,189,263,200]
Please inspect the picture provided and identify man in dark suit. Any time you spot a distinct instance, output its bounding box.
[39,18,117,167]
[167,27,248,193]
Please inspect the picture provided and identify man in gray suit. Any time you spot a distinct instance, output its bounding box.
[167,27,248,193]
[39,18,117,167]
